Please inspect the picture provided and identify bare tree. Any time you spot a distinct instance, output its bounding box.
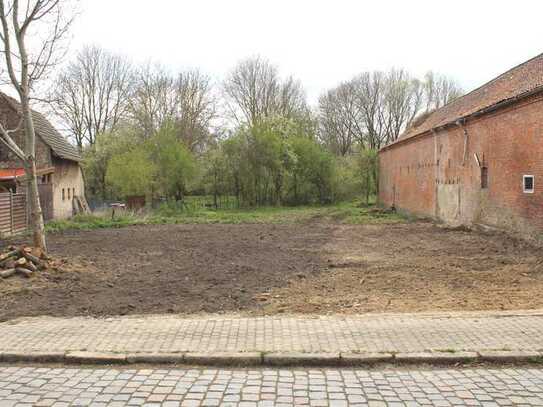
[318,83,362,155]
[383,69,423,143]
[319,69,429,151]
[51,45,135,149]
[351,70,428,148]
[172,70,216,152]
[423,71,463,112]
[130,64,216,151]
[350,71,388,149]
[223,56,308,126]
[0,0,75,252]
[130,63,175,137]
[276,76,307,121]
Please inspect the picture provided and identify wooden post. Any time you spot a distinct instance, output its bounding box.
[24,185,30,230]
[9,190,13,235]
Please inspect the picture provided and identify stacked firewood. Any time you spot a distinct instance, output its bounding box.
[0,246,48,279]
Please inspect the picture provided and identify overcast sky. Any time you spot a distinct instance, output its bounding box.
[71,0,543,103]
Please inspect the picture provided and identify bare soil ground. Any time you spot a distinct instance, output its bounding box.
[1,221,542,320]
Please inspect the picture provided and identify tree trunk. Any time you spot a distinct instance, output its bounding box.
[373,159,379,203]
[293,173,298,204]
[21,97,47,252]
[25,160,46,251]
[365,171,370,206]
[213,170,218,209]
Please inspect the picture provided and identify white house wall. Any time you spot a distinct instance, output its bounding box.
[52,160,85,219]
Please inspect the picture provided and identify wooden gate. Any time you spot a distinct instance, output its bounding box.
[38,183,54,221]
[0,192,27,236]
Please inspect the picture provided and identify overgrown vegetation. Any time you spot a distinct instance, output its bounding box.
[46,200,406,232]
[87,116,374,208]
[52,51,462,215]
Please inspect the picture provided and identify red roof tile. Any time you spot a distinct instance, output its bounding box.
[0,168,24,180]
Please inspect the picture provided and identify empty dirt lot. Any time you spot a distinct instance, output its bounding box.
[1,220,542,320]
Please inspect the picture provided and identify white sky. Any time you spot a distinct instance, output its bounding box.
[71,0,543,103]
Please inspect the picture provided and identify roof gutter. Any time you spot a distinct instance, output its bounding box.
[379,85,543,152]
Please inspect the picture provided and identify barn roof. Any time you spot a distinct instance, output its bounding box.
[0,92,81,162]
[385,52,543,149]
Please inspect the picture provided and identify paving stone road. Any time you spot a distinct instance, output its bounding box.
[1,365,543,406]
[1,311,543,355]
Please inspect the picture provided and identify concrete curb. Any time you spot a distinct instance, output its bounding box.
[264,352,341,367]
[184,352,262,367]
[1,350,542,367]
[1,351,66,364]
[478,350,543,363]
[394,351,479,364]
[125,353,185,364]
[339,353,394,365]
[65,351,127,364]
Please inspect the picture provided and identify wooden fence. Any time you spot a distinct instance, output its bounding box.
[0,192,27,236]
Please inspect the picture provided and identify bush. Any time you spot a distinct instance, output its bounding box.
[332,155,363,202]
[106,147,156,198]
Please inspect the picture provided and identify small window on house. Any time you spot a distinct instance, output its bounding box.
[523,175,534,193]
[73,188,75,198]
[67,188,71,200]
[481,167,488,189]
[62,188,65,201]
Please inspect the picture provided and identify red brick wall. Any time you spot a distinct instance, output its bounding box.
[0,98,51,169]
[379,93,543,239]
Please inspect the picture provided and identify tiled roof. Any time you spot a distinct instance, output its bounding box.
[0,92,81,162]
[31,109,81,162]
[388,52,543,148]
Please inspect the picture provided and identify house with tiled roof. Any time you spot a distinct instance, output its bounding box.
[0,92,85,220]
[379,53,543,240]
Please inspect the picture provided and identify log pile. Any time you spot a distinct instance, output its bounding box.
[0,246,48,279]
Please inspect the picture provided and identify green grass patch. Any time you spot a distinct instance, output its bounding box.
[46,212,144,232]
[46,200,407,232]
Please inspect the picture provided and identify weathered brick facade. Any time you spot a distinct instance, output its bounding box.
[380,93,543,238]
[379,55,543,240]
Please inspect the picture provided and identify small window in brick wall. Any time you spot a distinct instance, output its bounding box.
[524,175,534,193]
[481,167,488,189]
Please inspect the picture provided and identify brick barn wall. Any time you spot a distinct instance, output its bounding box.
[379,93,543,240]
[379,134,437,218]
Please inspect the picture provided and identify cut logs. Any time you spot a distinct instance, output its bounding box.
[0,246,47,279]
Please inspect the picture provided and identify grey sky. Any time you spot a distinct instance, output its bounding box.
[72,0,543,103]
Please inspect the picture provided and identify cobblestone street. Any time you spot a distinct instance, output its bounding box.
[2,311,543,404]
[1,365,543,406]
